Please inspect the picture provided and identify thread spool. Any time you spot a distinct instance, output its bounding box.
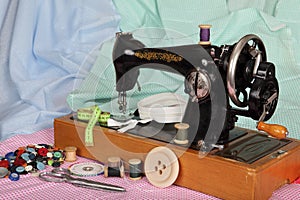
[128,158,142,180]
[104,156,125,178]
[104,166,125,178]
[174,123,189,145]
[107,156,121,168]
[64,146,77,162]
[198,24,212,45]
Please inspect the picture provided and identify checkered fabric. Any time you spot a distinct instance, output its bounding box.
[0,129,299,199]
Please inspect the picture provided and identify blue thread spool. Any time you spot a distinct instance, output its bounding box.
[199,24,212,45]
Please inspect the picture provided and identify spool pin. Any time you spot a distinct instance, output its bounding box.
[198,24,212,45]
[174,123,189,145]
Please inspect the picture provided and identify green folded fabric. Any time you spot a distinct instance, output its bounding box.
[227,0,280,15]
[274,0,300,68]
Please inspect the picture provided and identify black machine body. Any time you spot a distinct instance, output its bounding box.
[112,32,279,150]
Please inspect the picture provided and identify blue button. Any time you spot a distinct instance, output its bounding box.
[16,166,25,174]
[36,162,45,170]
[5,152,15,161]
[9,172,20,181]
[26,148,36,153]
[28,153,36,160]
[21,153,30,161]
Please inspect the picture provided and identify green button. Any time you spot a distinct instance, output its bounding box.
[47,159,54,166]
[53,151,62,158]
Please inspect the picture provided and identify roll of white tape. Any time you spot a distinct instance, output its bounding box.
[137,93,187,123]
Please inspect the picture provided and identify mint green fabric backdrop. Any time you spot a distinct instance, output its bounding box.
[67,0,300,139]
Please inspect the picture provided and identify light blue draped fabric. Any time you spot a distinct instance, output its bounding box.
[0,0,120,141]
[2,0,300,141]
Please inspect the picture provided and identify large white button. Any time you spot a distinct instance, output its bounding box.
[144,146,179,188]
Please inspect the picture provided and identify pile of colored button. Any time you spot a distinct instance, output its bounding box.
[0,144,65,181]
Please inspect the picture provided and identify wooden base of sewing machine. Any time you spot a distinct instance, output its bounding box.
[54,114,300,200]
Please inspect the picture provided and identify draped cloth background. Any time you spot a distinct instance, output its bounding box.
[1,0,300,141]
[68,0,300,139]
[0,0,120,141]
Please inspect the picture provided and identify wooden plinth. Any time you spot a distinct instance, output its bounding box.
[54,114,300,200]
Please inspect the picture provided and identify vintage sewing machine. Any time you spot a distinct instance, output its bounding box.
[112,30,287,152]
[54,28,300,200]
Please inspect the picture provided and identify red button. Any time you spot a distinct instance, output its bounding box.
[16,149,26,157]
[13,158,26,166]
[0,160,9,168]
[38,148,48,157]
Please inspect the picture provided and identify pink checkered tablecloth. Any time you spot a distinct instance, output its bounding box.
[0,128,299,200]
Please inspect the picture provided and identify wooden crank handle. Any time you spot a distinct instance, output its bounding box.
[257,121,288,139]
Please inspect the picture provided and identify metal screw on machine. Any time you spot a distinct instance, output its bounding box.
[197,140,224,151]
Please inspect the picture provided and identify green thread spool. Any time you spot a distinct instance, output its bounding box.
[128,158,142,180]
[174,123,190,145]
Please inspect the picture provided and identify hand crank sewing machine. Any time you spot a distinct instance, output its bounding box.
[54,26,300,200]
[112,28,288,155]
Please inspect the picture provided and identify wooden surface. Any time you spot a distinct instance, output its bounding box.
[54,114,300,200]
